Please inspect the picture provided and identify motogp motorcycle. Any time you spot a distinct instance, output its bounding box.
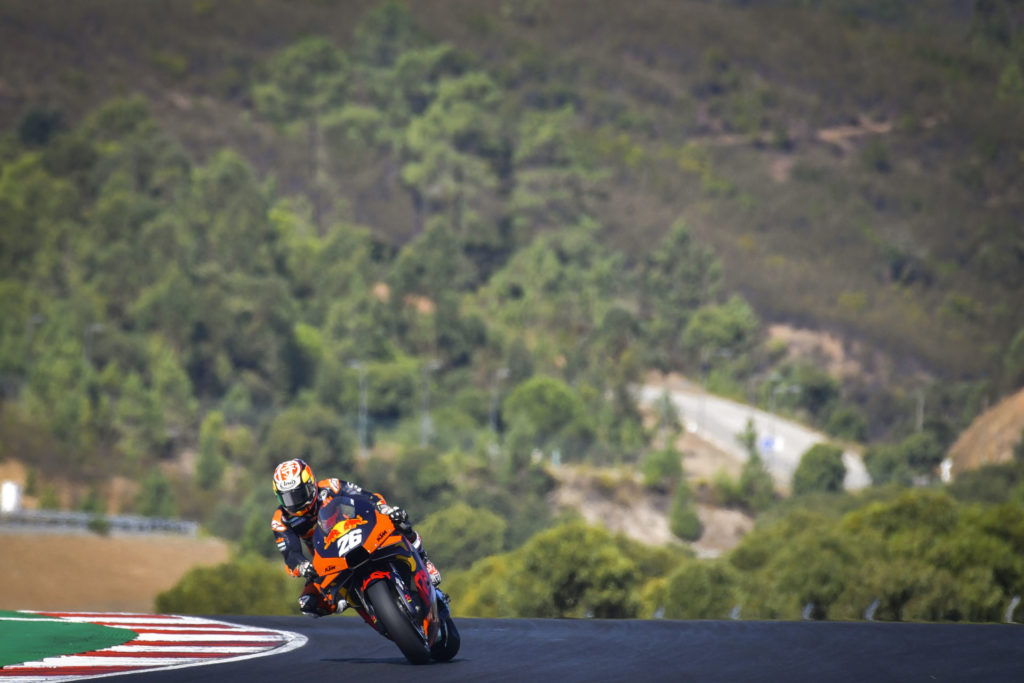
[311,492,460,664]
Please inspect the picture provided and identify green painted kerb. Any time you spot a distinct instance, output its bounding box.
[0,611,136,668]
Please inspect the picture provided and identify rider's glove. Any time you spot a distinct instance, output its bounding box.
[377,502,411,530]
[296,560,317,580]
[389,506,409,526]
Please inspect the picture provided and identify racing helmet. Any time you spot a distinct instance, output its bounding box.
[273,459,318,516]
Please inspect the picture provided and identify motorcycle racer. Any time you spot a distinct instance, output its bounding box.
[271,458,442,617]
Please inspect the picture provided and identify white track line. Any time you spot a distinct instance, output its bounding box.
[0,612,308,682]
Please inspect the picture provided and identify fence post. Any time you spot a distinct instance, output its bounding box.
[865,598,880,621]
[1005,595,1021,624]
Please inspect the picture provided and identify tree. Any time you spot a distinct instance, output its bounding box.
[669,481,703,541]
[1004,326,1024,390]
[196,411,226,490]
[351,1,426,68]
[866,431,945,486]
[792,443,846,495]
[135,470,176,518]
[662,561,738,619]
[513,522,641,618]
[642,443,683,492]
[641,221,722,368]
[417,502,507,570]
[253,37,349,230]
[259,402,355,474]
[730,418,776,511]
[502,375,592,458]
[509,106,603,239]
[155,559,293,615]
[681,295,760,363]
[400,71,503,237]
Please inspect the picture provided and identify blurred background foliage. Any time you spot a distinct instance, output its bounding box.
[2,0,1024,621]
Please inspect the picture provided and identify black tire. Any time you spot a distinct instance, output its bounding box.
[367,580,432,665]
[430,605,460,662]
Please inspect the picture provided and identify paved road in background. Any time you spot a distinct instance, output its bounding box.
[639,383,870,490]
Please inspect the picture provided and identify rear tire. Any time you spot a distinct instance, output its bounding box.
[367,580,432,665]
[430,601,460,662]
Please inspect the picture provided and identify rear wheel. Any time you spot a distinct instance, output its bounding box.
[430,600,460,662]
[367,580,431,665]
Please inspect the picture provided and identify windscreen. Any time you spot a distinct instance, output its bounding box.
[317,496,357,536]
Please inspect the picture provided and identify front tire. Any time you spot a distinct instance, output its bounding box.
[367,580,432,664]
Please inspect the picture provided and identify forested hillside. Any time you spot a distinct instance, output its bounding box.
[3,0,1024,622]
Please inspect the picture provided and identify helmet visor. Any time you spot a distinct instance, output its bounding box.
[277,479,316,514]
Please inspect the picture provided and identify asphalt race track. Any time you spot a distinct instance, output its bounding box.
[121,616,1022,682]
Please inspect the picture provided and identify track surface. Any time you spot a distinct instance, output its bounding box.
[119,616,1022,682]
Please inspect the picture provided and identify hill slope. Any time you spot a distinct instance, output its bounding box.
[948,387,1024,476]
[1,0,1021,380]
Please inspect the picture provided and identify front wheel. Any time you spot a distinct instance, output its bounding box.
[366,579,431,664]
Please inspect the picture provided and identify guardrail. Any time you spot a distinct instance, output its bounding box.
[0,509,199,536]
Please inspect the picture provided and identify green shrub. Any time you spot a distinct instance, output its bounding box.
[641,443,683,492]
[154,558,294,615]
[792,443,846,495]
[669,482,702,541]
[662,561,738,619]
[738,454,777,512]
[417,502,507,571]
[947,463,1020,504]
[825,405,868,441]
[512,522,641,618]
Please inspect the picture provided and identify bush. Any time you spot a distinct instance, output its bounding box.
[662,561,738,619]
[417,502,507,571]
[738,454,777,512]
[641,443,683,492]
[792,443,846,495]
[135,470,177,518]
[155,558,294,615]
[864,431,945,486]
[947,463,1020,504]
[825,405,868,441]
[513,522,641,618]
[669,482,702,541]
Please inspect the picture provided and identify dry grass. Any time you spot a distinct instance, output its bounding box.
[948,387,1024,476]
[0,532,229,613]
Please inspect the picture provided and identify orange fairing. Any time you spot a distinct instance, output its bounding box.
[312,507,399,580]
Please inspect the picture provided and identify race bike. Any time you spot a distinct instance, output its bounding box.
[310,492,460,664]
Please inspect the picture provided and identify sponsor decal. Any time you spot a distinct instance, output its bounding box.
[361,571,391,591]
[271,519,287,532]
[325,517,366,547]
[273,461,302,489]
[0,612,306,681]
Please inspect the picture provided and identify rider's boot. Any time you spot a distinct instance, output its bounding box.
[298,582,335,618]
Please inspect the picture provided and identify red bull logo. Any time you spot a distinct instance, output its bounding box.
[325,516,366,546]
[341,516,366,532]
